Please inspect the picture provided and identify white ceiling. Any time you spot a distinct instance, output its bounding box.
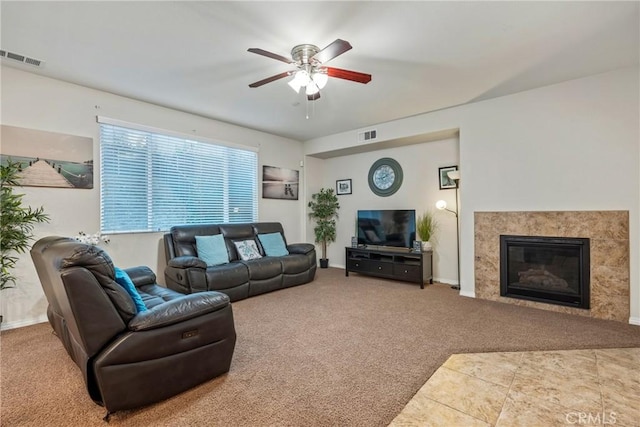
[2,1,638,142]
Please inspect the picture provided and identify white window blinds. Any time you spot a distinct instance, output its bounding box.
[99,120,258,233]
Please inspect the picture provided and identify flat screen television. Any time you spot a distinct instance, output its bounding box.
[357,209,416,249]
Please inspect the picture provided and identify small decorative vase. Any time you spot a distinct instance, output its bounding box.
[421,241,433,251]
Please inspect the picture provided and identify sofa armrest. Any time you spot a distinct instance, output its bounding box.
[165,258,208,294]
[124,266,157,287]
[287,243,315,255]
[167,256,207,269]
[128,291,230,331]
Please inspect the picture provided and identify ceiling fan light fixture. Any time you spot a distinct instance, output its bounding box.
[288,78,302,93]
[312,71,328,89]
[294,70,311,86]
[288,70,312,93]
[305,82,320,96]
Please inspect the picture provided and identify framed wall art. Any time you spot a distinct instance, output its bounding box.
[0,125,94,189]
[262,165,299,200]
[438,165,458,190]
[336,179,352,195]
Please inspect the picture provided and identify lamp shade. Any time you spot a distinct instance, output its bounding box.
[305,83,320,96]
[288,78,303,93]
[294,70,311,86]
[447,170,460,181]
[436,200,447,210]
[288,70,312,93]
[312,71,328,89]
[288,69,328,96]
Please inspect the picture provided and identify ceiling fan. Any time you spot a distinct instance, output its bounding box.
[247,39,371,101]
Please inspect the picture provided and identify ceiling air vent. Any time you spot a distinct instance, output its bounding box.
[357,129,377,142]
[0,49,44,68]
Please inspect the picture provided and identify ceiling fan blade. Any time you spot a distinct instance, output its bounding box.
[248,71,293,88]
[326,67,372,84]
[307,92,321,101]
[247,48,294,64]
[310,39,352,64]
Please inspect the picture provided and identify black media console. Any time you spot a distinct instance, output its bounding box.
[345,246,433,289]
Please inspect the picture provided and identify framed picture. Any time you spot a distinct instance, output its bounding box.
[439,165,458,190]
[262,165,299,200]
[1,125,94,189]
[336,178,352,195]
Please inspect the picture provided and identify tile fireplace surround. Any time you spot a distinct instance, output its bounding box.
[474,211,629,322]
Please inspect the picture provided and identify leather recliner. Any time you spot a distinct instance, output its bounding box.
[30,236,236,417]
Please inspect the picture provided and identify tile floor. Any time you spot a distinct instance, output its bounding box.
[389,347,639,427]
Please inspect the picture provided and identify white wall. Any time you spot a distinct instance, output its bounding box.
[305,139,460,283]
[305,66,640,324]
[2,66,638,327]
[302,155,326,245]
[0,66,307,329]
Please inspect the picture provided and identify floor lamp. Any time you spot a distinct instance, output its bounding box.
[436,170,460,290]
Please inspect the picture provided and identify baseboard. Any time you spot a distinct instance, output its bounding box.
[433,277,474,298]
[629,316,640,326]
[0,315,48,331]
[459,290,475,298]
[433,277,458,286]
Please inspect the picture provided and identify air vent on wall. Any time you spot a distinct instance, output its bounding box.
[0,49,44,68]
[357,129,377,142]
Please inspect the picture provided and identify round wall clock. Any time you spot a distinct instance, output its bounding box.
[368,157,403,197]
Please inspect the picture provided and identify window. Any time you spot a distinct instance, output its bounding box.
[99,119,258,233]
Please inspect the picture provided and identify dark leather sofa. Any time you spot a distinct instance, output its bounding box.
[30,236,236,417]
[164,222,316,301]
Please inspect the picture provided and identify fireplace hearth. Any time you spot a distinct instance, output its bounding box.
[500,235,590,309]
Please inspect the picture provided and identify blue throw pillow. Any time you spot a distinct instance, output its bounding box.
[195,234,229,266]
[113,267,148,313]
[258,232,289,257]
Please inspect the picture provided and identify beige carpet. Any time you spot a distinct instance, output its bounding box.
[2,268,640,426]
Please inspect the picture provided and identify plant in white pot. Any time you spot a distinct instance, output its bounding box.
[416,211,438,251]
[308,188,339,268]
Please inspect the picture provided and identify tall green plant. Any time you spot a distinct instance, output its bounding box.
[307,188,340,260]
[1,159,49,290]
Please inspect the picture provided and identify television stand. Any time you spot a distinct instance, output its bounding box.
[345,246,433,288]
[362,245,411,253]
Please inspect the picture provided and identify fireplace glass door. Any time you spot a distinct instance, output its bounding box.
[500,235,590,309]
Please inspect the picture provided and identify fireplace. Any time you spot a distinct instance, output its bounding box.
[500,235,590,309]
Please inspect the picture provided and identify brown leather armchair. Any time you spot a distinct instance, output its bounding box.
[30,236,236,419]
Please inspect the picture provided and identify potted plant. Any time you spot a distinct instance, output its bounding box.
[1,158,49,291]
[416,211,438,251]
[308,188,339,268]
